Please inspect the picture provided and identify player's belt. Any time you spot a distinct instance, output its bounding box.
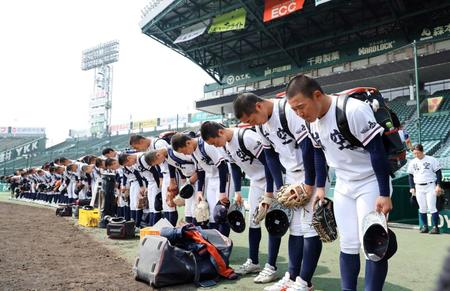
[417,182,434,186]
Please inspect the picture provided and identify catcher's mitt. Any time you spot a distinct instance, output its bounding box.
[276,184,310,209]
[312,198,338,243]
[252,195,275,225]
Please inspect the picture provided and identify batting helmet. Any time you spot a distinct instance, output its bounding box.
[179,183,194,199]
[154,192,163,211]
[362,211,397,262]
[228,202,246,233]
[213,200,230,223]
[265,200,293,237]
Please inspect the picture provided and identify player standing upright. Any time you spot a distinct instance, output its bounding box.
[408,144,443,234]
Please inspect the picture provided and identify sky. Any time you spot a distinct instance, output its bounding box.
[0,0,214,146]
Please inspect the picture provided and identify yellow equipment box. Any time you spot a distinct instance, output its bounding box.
[139,227,160,239]
[78,208,100,227]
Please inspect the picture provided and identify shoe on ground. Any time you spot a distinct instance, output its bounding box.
[419,226,429,233]
[287,276,314,291]
[235,258,261,275]
[429,226,440,234]
[254,263,278,283]
[263,272,294,291]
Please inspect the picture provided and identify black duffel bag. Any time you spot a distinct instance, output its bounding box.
[56,205,72,217]
[133,225,235,288]
[107,217,135,239]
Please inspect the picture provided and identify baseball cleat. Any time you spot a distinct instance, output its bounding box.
[254,263,278,283]
[263,272,294,291]
[235,259,261,275]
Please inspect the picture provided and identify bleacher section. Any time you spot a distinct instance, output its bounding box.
[405,114,450,142]
[0,137,35,152]
[387,96,416,121]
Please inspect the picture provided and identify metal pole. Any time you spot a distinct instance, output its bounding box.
[413,40,422,144]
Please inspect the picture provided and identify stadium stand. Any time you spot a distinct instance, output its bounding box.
[387,96,416,121]
[406,114,450,142]
[0,137,36,152]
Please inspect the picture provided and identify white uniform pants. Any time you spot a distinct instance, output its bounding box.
[248,178,265,228]
[285,171,318,237]
[147,180,161,214]
[129,181,140,211]
[162,173,176,212]
[67,180,75,199]
[334,176,392,254]
[416,183,437,213]
[184,181,198,218]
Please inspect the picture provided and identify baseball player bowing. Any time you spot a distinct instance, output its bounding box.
[171,133,231,237]
[200,121,279,277]
[131,135,178,225]
[286,74,393,291]
[408,144,443,234]
[118,153,161,227]
[234,93,322,290]
[143,147,199,225]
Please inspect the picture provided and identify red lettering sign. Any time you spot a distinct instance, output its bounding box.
[264,0,305,22]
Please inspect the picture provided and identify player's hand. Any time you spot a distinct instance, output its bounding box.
[189,174,198,184]
[375,196,393,215]
[410,188,416,196]
[168,179,178,191]
[315,187,326,203]
[234,192,243,206]
[435,185,443,196]
[304,184,314,197]
[219,193,229,205]
[139,186,146,196]
[196,191,203,202]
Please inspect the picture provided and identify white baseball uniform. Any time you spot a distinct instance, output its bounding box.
[308,96,391,254]
[136,153,161,213]
[166,147,198,218]
[407,155,441,213]
[147,138,175,212]
[224,128,266,228]
[191,138,229,223]
[122,165,141,211]
[257,98,316,237]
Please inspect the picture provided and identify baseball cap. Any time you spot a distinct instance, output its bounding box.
[362,211,398,262]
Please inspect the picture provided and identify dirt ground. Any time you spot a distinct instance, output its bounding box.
[0,202,149,291]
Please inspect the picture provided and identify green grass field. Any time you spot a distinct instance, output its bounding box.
[1,192,449,291]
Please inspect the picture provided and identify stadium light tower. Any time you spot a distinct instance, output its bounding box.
[81,40,119,137]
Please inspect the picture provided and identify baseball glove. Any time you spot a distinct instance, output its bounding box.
[252,195,275,225]
[312,198,338,243]
[137,195,148,210]
[276,184,311,209]
[195,200,210,224]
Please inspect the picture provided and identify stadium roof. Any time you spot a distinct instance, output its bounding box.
[140,0,450,84]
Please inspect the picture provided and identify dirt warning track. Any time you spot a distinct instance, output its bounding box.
[0,202,148,291]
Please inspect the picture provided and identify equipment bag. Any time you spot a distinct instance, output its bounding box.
[133,227,233,288]
[56,205,72,217]
[107,218,135,239]
[334,87,406,175]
